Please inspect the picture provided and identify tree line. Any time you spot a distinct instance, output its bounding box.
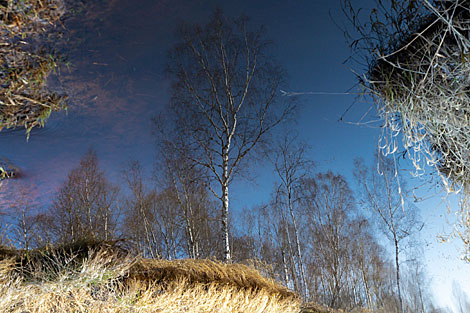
[0,144,452,313]
[0,8,466,313]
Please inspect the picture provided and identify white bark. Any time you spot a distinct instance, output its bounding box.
[161,12,292,261]
[288,185,307,298]
[222,168,231,261]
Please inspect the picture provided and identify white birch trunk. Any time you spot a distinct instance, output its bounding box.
[281,248,290,287]
[222,182,231,262]
[287,187,307,298]
[222,139,231,262]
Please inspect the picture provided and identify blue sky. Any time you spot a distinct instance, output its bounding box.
[1,0,469,310]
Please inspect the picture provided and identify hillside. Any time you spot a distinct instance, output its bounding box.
[0,241,302,313]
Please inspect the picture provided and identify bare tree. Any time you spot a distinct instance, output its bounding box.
[122,164,181,260]
[355,154,423,313]
[300,172,356,309]
[49,149,120,243]
[122,161,161,258]
[259,200,298,291]
[347,218,380,310]
[122,158,219,260]
[160,10,293,261]
[1,182,40,250]
[30,213,55,247]
[156,142,218,259]
[252,203,289,285]
[402,257,428,313]
[270,133,313,298]
[452,281,470,313]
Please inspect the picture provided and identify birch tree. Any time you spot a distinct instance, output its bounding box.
[157,142,218,259]
[122,161,161,258]
[354,154,423,313]
[300,172,356,309]
[161,10,293,261]
[49,149,120,243]
[271,134,313,298]
[3,182,39,250]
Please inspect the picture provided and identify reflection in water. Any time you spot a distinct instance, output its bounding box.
[0,0,67,137]
[0,0,215,206]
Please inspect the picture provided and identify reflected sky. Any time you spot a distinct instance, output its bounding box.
[1,0,469,310]
[1,0,376,203]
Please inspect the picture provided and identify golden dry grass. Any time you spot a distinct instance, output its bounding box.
[0,242,301,313]
[129,258,296,299]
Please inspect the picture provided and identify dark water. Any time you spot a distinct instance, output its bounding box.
[1,1,469,306]
[1,0,185,203]
[1,0,374,207]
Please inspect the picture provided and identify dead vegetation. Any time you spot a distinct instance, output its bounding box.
[0,240,301,313]
[0,0,67,137]
[129,257,296,300]
[343,0,470,262]
[345,0,470,191]
[0,0,65,37]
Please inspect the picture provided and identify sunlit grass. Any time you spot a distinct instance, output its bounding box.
[0,242,301,313]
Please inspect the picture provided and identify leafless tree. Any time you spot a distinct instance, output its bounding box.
[122,161,161,258]
[253,203,290,285]
[452,281,470,313]
[355,154,423,313]
[347,218,379,310]
[122,157,219,260]
[1,182,40,250]
[160,10,294,261]
[233,166,438,312]
[402,258,428,313]
[156,142,218,259]
[30,213,55,247]
[270,133,313,298]
[300,172,356,309]
[49,149,120,243]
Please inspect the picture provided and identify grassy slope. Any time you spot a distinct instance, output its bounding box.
[0,241,301,313]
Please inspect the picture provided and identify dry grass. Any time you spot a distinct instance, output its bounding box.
[0,0,65,37]
[0,0,67,136]
[363,1,470,190]
[129,257,296,299]
[0,242,301,313]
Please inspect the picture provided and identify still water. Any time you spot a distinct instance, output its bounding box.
[1,0,212,203]
[1,0,371,206]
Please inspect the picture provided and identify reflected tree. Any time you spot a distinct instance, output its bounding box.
[355,154,423,313]
[48,149,120,243]
[160,10,293,261]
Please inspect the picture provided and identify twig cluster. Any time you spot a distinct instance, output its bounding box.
[367,0,470,192]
